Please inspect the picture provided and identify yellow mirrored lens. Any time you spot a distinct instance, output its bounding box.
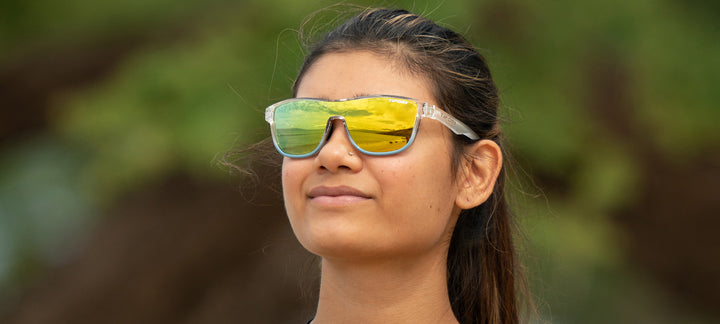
[330,97,416,152]
[273,97,418,155]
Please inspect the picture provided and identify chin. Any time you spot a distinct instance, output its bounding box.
[296,226,393,260]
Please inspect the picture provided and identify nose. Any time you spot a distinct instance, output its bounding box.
[314,118,362,173]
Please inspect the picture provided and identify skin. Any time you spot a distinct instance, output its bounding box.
[282,51,502,324]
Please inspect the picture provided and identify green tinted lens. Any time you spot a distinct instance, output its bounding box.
[339,97,417,153]
[273,100,329,155]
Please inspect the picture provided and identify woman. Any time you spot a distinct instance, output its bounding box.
[263,8,522,324]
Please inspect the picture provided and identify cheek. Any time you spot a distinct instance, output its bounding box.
[281,159,307,214]
[375,163,459,252]
[280,160,291,190]
[376,153,457,213]
[281,160,291,197]
[281,158,306,188]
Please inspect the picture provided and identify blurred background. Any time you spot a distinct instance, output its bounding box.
[1,0,718,323]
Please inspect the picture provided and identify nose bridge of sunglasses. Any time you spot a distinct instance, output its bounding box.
[323,116,350,141]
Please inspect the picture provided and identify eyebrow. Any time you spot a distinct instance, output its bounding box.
[351,92,374,99]
[298,93,398,101]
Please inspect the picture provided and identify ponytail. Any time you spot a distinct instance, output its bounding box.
[447,167,518,323]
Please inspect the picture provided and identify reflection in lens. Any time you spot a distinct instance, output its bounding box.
[273,97,418,155]
[273,101,327,155]
[343,98,416,152]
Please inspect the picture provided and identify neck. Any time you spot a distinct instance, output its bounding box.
[311,253,459,324]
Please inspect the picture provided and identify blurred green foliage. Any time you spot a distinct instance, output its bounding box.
[1,0,718,323]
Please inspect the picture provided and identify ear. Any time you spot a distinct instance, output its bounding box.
[455,139,503,210]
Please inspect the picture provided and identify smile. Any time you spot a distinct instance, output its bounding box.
[307,186,372,206]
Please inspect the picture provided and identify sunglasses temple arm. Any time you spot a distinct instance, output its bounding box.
[265,106,275,123]
[422,104,480,140]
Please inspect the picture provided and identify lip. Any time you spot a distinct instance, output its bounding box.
[307,185,372,206]
[308,186,372,199]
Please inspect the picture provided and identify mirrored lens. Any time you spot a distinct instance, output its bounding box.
[339,97,416,153]
[272,97,418,155]
[273,100,329,155]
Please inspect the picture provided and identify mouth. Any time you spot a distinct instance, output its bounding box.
[307,185,372,205]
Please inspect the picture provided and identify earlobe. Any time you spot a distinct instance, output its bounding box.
[455,140,503,210]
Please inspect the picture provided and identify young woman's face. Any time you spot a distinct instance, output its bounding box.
[283,51,463,262]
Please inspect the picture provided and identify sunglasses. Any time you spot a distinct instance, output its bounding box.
[265,95,479,158]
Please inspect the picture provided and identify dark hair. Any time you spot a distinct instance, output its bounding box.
[294,8,523,324]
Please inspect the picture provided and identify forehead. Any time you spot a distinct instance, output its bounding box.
[295,51,436,105]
